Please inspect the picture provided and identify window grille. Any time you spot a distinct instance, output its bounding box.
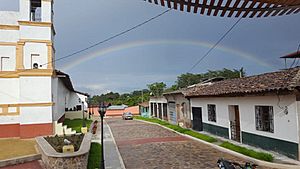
[208,104,216,122]
[255,106,274,133]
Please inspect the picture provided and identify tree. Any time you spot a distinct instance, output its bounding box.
[147,82,167,97]
[176,68,246,88]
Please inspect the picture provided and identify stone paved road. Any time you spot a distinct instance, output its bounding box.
[106,118,273,169]
[0,160,43,169]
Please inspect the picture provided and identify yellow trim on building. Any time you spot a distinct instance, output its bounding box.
[0,105,20,116]
[0,69,54,78]
[19,39,52,44]
[47,43,53,69]
[16,42,25,70]
[18,21,52,27]
[10,102,54,107]
[0,42,17,46]
[0,102,54,116]
[0,25,19,30]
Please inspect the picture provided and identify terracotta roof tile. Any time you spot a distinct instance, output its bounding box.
[184,67,300,97]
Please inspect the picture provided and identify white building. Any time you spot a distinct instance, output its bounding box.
[149,96,168,121]
[184,67,300,160]
[0,0,87,138]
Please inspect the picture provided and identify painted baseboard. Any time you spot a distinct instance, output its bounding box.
[242,131,298,160]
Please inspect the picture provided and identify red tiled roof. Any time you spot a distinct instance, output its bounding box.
[184,67,300,97]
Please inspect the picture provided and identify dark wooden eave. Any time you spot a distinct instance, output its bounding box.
[281,51,300,59]
[144,0,300,18]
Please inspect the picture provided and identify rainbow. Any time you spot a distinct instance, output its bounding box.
[60,40,275,71]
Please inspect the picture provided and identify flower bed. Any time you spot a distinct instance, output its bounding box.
[36,133,92,169]
[44,134,84,153]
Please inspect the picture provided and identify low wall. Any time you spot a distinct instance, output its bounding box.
[36,133,92,169]
[65,111,89,120]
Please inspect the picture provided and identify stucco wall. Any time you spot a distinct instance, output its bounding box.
[0,29,18,42]
[0,11,18,25]
[23,42,48,69]
[19,76,52,103]
[0,78,19,104]
[0,46,17,71]
[191,95,298,143]
[20,26,51,40]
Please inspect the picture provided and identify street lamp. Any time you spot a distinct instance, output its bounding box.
[98,102,107,169]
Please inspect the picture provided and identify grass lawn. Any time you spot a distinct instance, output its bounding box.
[220,142,273,162]
[0,139,37,160]
[63,118,93,133]
[87,143,102,169]
[134,116,217,143]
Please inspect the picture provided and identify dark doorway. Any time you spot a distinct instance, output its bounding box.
[158,103,162,119]
[154,103,157,117]
[192,107,203,131]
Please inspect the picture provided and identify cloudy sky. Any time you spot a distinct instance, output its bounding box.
[1,0,300,95]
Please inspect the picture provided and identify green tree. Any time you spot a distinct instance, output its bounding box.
[147,82,167,97]
[176,68,246,88]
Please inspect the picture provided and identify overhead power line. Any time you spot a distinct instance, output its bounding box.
[0,8,172,77]
[187,17,243,73]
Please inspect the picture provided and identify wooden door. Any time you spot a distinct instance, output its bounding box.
[192,107,203,131]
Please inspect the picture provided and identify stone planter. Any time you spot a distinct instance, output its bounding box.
[36,133,92,169]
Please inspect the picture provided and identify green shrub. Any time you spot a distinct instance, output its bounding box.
[63,118,93,133]
[220,142,273,162]
[184,130,217,143]
[87,143,102,169]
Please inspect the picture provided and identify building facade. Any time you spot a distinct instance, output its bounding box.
[0,0,86,138]
[164,90,192,128]
[149,97,168,121]
[184,67,300,160]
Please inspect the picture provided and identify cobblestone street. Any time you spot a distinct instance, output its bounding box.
[106,118,273,169]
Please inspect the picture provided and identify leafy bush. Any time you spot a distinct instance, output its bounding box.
[220,142,273,162]
[88,143,102,169]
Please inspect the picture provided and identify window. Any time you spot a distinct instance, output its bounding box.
[0,57,9,71]
[255,106,274,133]
[30,0,41,22]
[208,104,216,122]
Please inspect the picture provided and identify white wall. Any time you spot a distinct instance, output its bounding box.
[191,95,298,143]
[0,115,20,124]
[19,76,52,103]
[41,1,52,22]
[0,46,16,71]
[0,30,19,42]
[20,26,51,40]
[0,78,19,104]
[23,42,48,69]
[0,11,19,25]
[19,0,30,21]
[20,106,52,124]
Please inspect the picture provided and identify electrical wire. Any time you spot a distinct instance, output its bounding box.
[187,17,243,73]
[0,8,172,77]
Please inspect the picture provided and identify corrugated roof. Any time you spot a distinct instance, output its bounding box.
[184,67,300,97]
[107,105,128,110]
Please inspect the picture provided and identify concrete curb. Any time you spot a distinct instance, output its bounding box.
[135,119,300,169]
[104,120,126,169]
[0,154,41,168]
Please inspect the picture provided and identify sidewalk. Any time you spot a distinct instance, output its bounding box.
[91,117,125,169]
